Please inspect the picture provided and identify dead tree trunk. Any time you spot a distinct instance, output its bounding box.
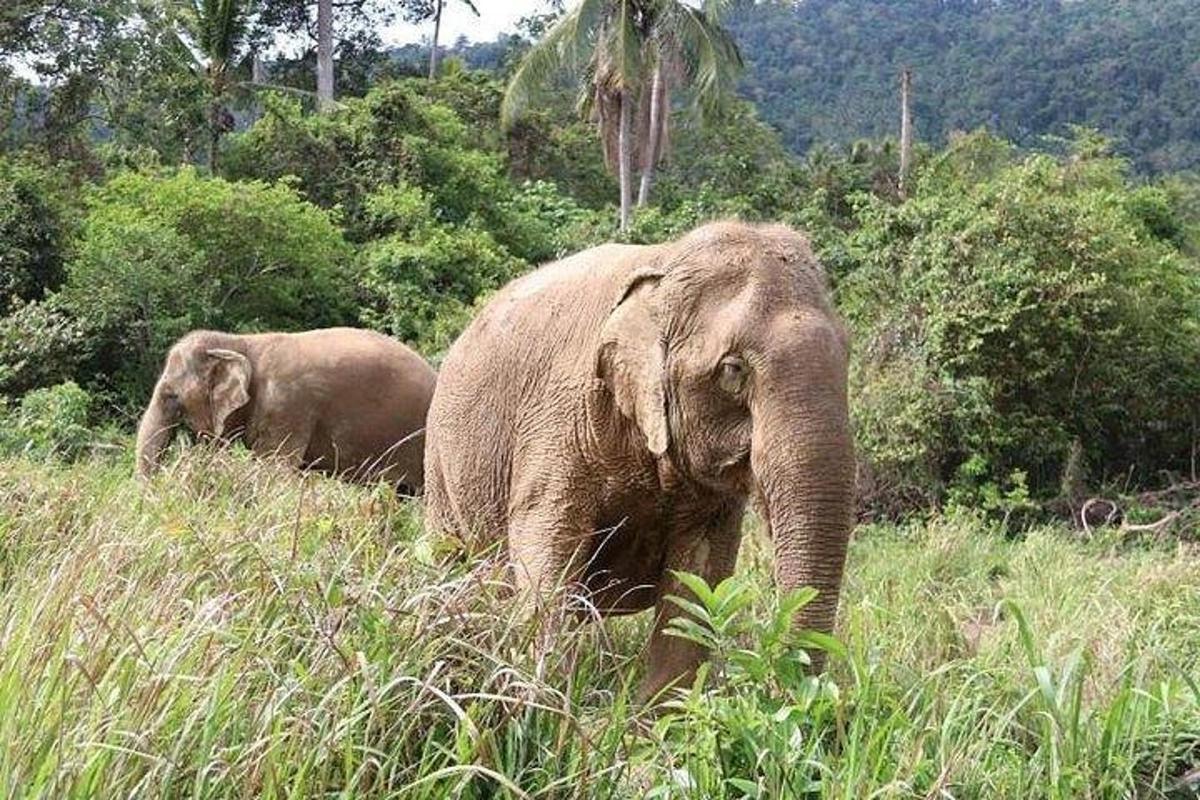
[429,0,443,79]
[317,0,335,110]
[899,66,913,197]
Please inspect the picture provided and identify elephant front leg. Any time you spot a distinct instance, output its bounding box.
[249,414,314,470]
[640,504,744,703]
[507,507,595,685]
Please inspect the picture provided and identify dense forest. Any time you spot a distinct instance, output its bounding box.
[730,0,1200,173]
[422,0,1200,173]
[1,0,1198,511]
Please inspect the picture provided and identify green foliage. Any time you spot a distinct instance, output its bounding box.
[839,132,1200,511]
[507,112,617,208]
[0,156,76,313]
[728,0,1200,173]
[0,381,95,460]
[58,167,353,402]
[3,457,1197,795]
[224,84,522,251]
[356,184,525,355]
[654,573,844,797]
[0,298,88,398]
[649,99,806,219]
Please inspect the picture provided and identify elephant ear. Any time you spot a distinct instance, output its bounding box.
[206,349,251,437]
[596,268,670,457]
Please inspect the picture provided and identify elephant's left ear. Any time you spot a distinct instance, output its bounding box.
[595,270,670,457]
[207,349,251,437]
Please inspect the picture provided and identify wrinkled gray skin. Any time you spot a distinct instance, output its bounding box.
[425,221,854,699]
[136,327,436,491]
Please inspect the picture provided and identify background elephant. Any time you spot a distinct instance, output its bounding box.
[424,220,854,699]
[136,327,436,491]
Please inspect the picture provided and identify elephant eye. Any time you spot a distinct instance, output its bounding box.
[717,356,748,395]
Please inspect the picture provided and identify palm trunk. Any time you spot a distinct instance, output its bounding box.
[637,63,664,207]
[250,52,266,122]
[208,98,221,172]
[899,66,913,197]
[428,0,443,80]
[208,126,219,172]
[618,88,633,232]
[317,0,334,110]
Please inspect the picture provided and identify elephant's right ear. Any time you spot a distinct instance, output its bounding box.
[206,349,251,437]
[595,269,670,457]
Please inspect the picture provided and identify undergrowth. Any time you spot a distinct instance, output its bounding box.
[0,450,1197,798]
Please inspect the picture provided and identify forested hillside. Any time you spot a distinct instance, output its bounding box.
[727,0,1200,172]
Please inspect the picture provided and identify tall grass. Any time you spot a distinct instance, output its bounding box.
[1,450,1197,798]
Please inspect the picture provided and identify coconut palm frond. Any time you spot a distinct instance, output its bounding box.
[501,0,606,129]
[601,0,643,94]
[665,2,742,122]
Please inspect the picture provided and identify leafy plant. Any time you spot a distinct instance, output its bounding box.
[0,381,96,460]
[840,132,1200,511]
[651,572,845,797]
[59,167,353,403]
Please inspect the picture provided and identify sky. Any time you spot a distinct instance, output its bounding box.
[383,0,550,47]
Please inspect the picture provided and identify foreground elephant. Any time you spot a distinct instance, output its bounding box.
[425,221,854,698]
[136,328,436,491]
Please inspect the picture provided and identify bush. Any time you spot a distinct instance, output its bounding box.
[0,298,88,398]
[0,381,95,461]
[59,167,354,403]
[0,155,76,314]
[223,82,590,268]
[839,133,1200,512]
[356,185,525,356]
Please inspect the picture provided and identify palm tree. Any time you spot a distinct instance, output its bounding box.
[635,0,741,206]
[428,0,479,80]
[502,0,741,231]
[173,0,253,171]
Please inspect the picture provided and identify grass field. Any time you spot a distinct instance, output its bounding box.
[1,449,1198,798]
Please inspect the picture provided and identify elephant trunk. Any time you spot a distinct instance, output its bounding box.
[752,382,854,673]
[135,393,178,477]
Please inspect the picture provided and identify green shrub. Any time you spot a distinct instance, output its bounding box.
[0,381,94,461]
[59,167,354,403]
[223,82,590,268]
[491,179,605,263]
[0,156,76,314]
[357,186,525,356]
[839,132,1200,511]
[0,298,88,399]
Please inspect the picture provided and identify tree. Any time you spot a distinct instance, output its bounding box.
[401,0,480,80]
[898,66,912,196]
[172,0,254,170]
[316,0,333,107]
[252,0,392,104]
[502,0,741,230]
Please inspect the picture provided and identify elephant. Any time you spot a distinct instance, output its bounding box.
[424,220,854,699]
[136,327,436,491]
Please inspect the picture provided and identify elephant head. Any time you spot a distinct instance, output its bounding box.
[597,223,854,666]
[135,333,252,477]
